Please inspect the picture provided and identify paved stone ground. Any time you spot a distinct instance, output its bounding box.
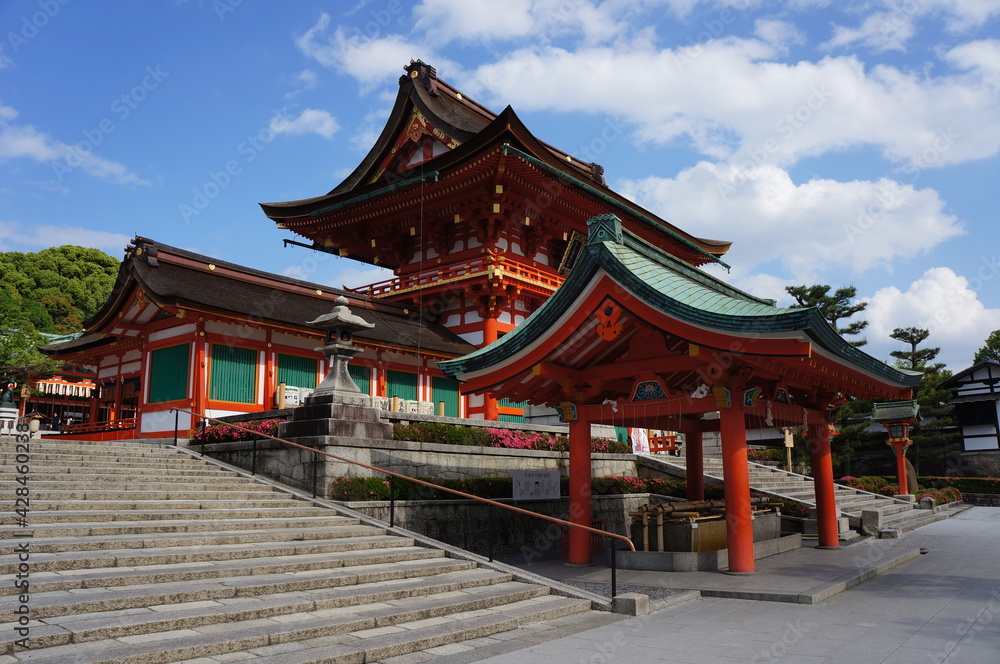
[442,507,1000,663]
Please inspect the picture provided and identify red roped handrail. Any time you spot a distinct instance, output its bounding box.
[171,407,635,553]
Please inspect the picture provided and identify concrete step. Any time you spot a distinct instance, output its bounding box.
[22,498,307,512]
[0,547,450,596]
[0,561,503,623]
[0,534,420,574]
[0,441,610,662]
[0,514,360,539]
[0,506,334,525]
[6,591,589,664]
[3,524,390,555]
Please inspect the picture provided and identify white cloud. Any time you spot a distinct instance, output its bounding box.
[0,101,148,186]
[822,11,916,52]
[946,39,1000,93]
[459,42,1000,169]
[413,0,623,45]
[823,0,1000,52]
[295,69,318,89]
[618,162,964,281]
[754,18,805,49]
[0,222,130,253]
[296,13,446,92]
[270,108,340,139]
[864,267,1000,371]
[282,258,393,291]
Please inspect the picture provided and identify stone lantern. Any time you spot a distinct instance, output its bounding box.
[305,296,375,406]
[872,400,921,497]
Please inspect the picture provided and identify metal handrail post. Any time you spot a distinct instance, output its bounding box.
[172,409,179,446]
[389,476,396,528]
[251,436,258,475]
[488,505,494,562]
[610,540,618,600]
[312,449,319,498]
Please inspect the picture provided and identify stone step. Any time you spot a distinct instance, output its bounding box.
[2,488,289,502]
[0,546,449,596]
[0,534,418,574]
[0,440,611,662]
[4,524,389,555]
[0,559,500,624]
[0,506,333,525]
[0,514,360,540]
[22,498,307,512]
[0,464,240,478]
[9,569,513,651]
[0,480,280,494]
[4,589,588,664]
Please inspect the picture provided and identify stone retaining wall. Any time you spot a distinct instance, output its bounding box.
[963,493,1000,507]
[344,493,652,563]
[201,436,637,499]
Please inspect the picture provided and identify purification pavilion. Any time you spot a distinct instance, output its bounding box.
[439,214,922,571]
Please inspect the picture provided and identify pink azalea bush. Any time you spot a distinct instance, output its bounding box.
[190,419,281,444]
[392,422,630,454]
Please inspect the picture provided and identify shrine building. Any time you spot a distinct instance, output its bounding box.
[40,237,472,439]
[259,60,732,421]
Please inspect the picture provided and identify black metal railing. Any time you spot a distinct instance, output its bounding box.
[171,407,634,600]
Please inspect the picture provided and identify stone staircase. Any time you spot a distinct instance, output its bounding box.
[1,439,612,663]
[642,455,964,539]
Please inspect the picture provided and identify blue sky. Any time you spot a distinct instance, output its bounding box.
[1,0,998,372]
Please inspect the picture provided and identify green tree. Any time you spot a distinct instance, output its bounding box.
[908,363,960,475]
[0,245,118,333]
[786,284,869,347]
[890,327,940,371]
[974,330,1000,364]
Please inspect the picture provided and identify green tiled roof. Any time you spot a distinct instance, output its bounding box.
[439,214,922,389]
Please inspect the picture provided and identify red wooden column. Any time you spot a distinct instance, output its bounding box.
[890,442,910,495]
[720,406,755,574]
[685,430,704,501]
[810,419,840,548]
[482,316,500,421]
[567,409,592,565]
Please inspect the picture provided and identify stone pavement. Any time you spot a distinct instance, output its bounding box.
[431,507,1000,664]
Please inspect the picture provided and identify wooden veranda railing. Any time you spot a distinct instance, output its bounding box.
[169,407,635,599]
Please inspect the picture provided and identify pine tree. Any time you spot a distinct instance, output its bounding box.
[889,327,940,371]
[785,284,869,347]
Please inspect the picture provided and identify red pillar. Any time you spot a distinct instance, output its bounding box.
[567,410,592,566]
[482,316,500,421]
[685,430,704,501]
[810,421,840,548]
[720,406,755,574]
[891,442,909,495]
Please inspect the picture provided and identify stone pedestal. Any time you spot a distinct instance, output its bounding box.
[278,395,392,441]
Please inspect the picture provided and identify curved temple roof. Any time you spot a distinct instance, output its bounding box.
[439,214,921,403]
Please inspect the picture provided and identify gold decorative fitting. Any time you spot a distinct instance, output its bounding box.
[495,184,503,194]
[456,93,463,99]
[316,290,323,295]
[403,309,409,314]
[410,70,419,78]
[492,203,501,214]
[453,213,461,223]
[208,264,216,270]
[370,239,377,247]
[566,155,572,161]
[410,227,416,236]
[437,258,441,264]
